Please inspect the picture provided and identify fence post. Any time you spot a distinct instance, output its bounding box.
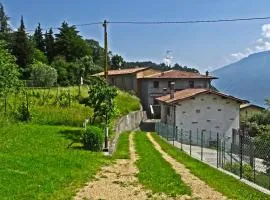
[166,124,169,141]
[217,133,219,168]
[173,126,175,146]
[230,143,233,171]
[239,131,243,179]
[189,130,192,156]
[175,126,178,142]
[201,130,203,161]
[181,128,183,150]
[197,128,199,145]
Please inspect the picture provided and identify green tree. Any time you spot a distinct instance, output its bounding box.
[33,23,45,52]
[54,21,91,62]
[11,16,34,79]
[80,77,117,124]
[30,61,57,87]
[0,40,22,98]
[33,48,48,64]
[76,56,102,78]
[110,54,124,70]
[51,56,69,86]
[0,3,11,42]
[45,28,55,64]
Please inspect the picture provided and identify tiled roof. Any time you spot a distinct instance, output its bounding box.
[156,88,248,104]
[94,67,148,76]
[141,70,217,79]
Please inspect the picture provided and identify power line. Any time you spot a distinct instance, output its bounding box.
[108,16,270,24]
[26,22,103,32]
[24,16,270,32]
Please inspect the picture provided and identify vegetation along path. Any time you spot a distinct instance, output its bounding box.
[74,132,168,200]
[147,133,227,200]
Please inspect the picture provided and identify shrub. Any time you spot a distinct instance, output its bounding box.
[82,126,104,151]
[243,164,253,181]
[15,101,31,121]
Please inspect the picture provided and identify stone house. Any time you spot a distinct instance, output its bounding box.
[95,67,160,95]
[138,70,217,117]
[156,86,248,145]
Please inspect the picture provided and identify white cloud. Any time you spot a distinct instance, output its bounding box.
[231,52,247,60]
[262,24,270,38]
[228,24,270,64]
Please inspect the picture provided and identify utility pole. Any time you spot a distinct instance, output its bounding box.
[103,20,108,79]
[103,20,109,152]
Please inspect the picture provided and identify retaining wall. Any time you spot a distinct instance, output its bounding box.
[109,110,146,154]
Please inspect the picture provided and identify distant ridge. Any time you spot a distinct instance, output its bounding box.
[212,50,270,107]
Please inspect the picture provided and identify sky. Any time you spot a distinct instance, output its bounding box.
[2,0,270,72]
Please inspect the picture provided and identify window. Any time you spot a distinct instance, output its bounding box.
[196,109,200,114]
[153,81,159,88]
[189,80,194,88]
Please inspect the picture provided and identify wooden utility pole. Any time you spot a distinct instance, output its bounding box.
[103,20,109,152]
[103,20,108,79]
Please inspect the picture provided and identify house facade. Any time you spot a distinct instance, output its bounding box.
[139,70,217,117]
[156,88,247,145]
[95,67,160,95]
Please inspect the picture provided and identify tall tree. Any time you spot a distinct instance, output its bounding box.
[54,21,91,62]
[11,16,34,79]
[33,23,45,52]
[110,54,124,70]
[45,28,55,64]
[0,41,22,98]
[0,3,11,42]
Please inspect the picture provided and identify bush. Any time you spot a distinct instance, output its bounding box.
[243,164,253,181]
[224,162,253,180]
[82,126,104,151]
[15,101,31,121]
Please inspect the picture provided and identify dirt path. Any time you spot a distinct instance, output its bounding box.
[147,133,227,200]
[74,132,178,200]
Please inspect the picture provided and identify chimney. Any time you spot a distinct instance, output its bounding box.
[163,88,167,96]
[170,82,175,99]
[206,71,209,76]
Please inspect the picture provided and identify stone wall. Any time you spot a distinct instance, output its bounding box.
[109,110,146,154]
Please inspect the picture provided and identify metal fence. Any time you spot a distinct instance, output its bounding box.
[155,122,270,191]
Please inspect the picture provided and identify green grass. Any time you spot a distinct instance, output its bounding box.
[113,131,131,159]
[115,90,141,116]
[152,133,270,200]
[0,123,111,200]
[0,87,141,199]
[134,131,191,196]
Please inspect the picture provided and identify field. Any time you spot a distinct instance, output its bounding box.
[0,86,141,199]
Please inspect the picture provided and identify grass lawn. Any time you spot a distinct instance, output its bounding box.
[0,123,111,200]
[113,131,131,159]
[152,133,270,200]
[0,87,141,199]
[134,131,191,197]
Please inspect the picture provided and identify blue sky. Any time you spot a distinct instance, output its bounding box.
[2,0,270,72]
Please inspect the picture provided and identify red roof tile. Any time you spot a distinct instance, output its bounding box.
[141,70,217,79]
[94,67,148,76]
[156,88,248,104]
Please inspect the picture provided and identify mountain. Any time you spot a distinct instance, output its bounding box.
[212,51,270,107]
